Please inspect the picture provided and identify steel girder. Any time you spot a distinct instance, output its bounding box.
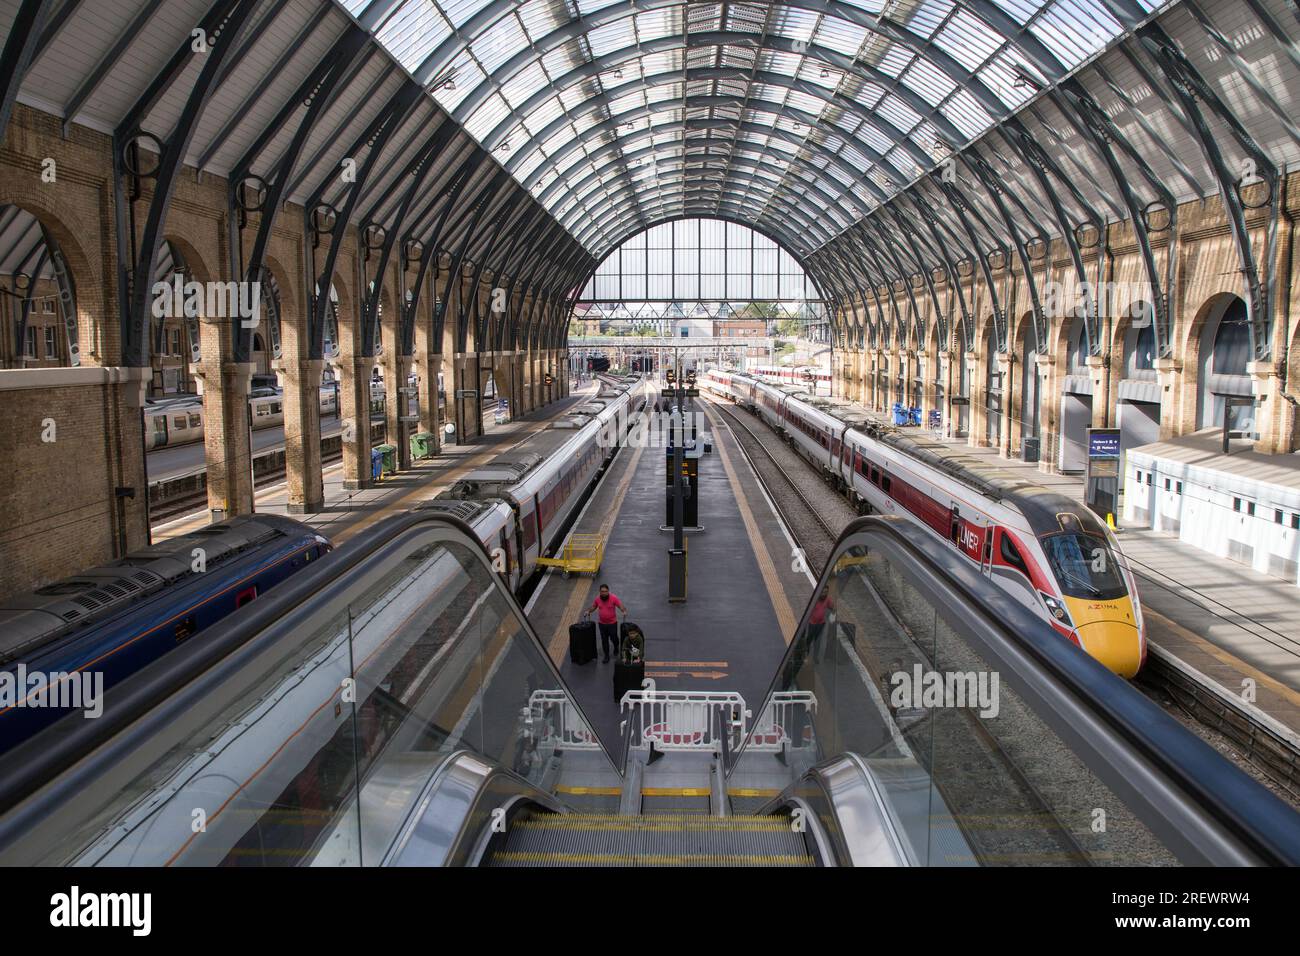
[963,149,1050,355]
[444,171,511,355]
[999,119,1106,357]
[113,0,261,369]
[228,26,372,364]
[304,81,425,361]
[400,159,481,356]
[0,0,49,145]
[359,118,462,361]
[1135,21,1281,361]
[465,190,524,351]
[424,1,1063,249]
[1053,78,1179,360]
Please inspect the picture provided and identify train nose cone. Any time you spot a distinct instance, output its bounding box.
[1076,622,1143,679]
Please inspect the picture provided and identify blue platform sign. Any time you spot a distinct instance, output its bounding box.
[1087,428,1121,459]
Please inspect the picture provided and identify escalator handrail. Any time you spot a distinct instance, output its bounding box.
[0,512,618,851]
[734,515,1300,865]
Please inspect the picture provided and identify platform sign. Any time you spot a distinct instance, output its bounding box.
[1086,427,1122,523]
[495,398,509,425]
[1088,428,1121,460]
[950,396,970,407]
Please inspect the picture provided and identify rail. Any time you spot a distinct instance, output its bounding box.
[730,515,1300,866]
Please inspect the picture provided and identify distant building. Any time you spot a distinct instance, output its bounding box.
[714,318,767,339]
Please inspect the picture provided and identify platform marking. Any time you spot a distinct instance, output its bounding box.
[699,403,799,643]
[643,670,728,680]
[1146,608,1300,714]
[546,438,648,664]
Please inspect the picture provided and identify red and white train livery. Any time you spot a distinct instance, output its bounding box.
[702,368,1146,678]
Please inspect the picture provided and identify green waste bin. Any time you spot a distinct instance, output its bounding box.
[410,431,435,461]
[375,443,397,475]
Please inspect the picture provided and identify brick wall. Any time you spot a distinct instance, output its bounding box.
[0,367,148,601]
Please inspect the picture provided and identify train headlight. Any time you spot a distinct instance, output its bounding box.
[1039,592,1073,626]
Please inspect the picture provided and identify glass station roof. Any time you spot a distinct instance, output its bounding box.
[343,0,1161,258]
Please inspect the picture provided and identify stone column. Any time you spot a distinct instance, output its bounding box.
[967,354,983,448]
[384,350,413,469]
[1086,354,1110,429]
[453,352,481,441]
[1036,354,1056,473]
[196,318,255,518]
[1000,353,1016,459]
[1153,357,1183,440]
[340,356,376,490]
[1249,360,1292,454]
[279,357,324,513]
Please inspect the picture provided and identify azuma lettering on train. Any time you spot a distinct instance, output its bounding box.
[150,274,262,328]
[49,886,151,937]
[888,665,999,719]
[0,664,103,718]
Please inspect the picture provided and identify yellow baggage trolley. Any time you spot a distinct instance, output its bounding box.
[536,533,605,578]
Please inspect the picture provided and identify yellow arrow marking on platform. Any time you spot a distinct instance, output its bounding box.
[644,670,729,680]
[647,661,728,668]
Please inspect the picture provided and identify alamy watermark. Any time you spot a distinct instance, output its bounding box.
[0,665,103,719]
[599,407,708,448]
[151,274,262,328]
[888,665,1000,719]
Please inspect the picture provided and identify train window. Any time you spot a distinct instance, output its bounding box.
[1000,533,1029,577]
[881,475,891,495]
[189,413,201,428]
[271,402,282,414]
[1145,472,1153,486]
[1276,510,1284,526]
[1176,482,1183,495]
[1135,470,1142,483]
[235,585,257,608]
[172,416,186,429]
[1233,498,1242,512]
[1293,514,1299,530]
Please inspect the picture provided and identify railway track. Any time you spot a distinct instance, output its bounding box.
[709,389,1300,809]
[705,394,1106,860]
[702,396,846,574]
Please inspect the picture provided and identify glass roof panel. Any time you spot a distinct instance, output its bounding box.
[356,0,1142,257]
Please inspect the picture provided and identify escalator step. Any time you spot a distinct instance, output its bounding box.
[485,813,814,867]
[488,850,812,867]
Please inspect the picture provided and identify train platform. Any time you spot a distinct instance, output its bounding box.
[152,384,601,545]
[526,398,816,748]
[853,411,1300,760]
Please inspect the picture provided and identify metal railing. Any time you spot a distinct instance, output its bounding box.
[619,690,747,753]
[527,690,603,751]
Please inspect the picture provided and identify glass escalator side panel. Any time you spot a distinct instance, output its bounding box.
[733,533,1182,866]
[1,523,615,867]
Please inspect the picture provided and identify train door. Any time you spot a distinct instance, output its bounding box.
[949,505,962,547]
[980,522,995,577]
[151,414,168,448]
[498,528,512,588]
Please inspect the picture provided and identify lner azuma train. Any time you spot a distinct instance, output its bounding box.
[432,376,641,591]
[702,368,1146,678]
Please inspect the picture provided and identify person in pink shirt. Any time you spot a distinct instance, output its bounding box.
[583,583,628,662]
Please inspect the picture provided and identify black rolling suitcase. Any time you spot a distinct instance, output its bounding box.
[613,623,646,701]
[569,620,597,664]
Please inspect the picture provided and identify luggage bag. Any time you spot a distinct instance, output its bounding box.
[569,620,597,664]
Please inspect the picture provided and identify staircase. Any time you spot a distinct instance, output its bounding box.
[484,812,815,867]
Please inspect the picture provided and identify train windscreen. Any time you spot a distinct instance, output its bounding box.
[1040,533,1127,600]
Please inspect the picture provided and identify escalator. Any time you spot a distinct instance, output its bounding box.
[1,514,1298,867]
